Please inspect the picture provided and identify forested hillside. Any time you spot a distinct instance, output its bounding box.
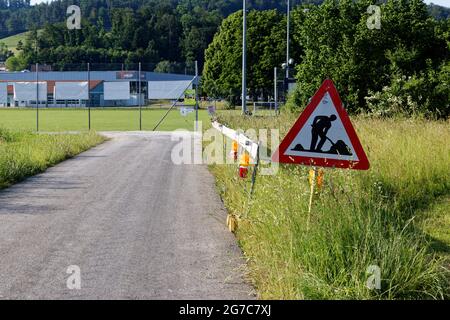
[1,0,448,70]
[429,3,450,19]
[0,0,324,70]
[1,0,448,40]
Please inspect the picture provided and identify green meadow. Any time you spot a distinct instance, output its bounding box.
[0,31,32,54]
[0,108,209,132]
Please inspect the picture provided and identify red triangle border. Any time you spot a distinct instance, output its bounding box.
[272,79,370,170]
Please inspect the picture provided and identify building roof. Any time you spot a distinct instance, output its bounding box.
[0,71,198,83]
[1,80,102,95]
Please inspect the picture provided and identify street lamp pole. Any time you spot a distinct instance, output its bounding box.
[242,0,247,115]
[274,67,278,114]
[286,0,290,81]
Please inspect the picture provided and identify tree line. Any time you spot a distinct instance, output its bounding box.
[1,0,448,70]
[202,0,449,118]
[0,0,323,69]
[1,0,447,39]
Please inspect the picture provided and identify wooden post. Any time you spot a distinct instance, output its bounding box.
[307,167,318,232]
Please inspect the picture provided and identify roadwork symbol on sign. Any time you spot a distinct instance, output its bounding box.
[272,79,370,170]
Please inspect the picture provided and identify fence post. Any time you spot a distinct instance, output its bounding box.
[139,62,142,131]
[36,63,39,132]
[88,62,91,130]
[195,61,199,131]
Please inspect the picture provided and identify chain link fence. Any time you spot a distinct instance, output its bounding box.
[0,62,206,132]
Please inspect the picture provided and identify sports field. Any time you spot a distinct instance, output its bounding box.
[0,108,209,132]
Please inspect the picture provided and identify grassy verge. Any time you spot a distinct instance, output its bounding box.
[209,111,450,299]
[422,196,450,265]
[0,128,106,189]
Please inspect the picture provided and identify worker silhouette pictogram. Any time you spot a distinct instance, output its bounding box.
[290,113,353,156]
[310,115,337,152]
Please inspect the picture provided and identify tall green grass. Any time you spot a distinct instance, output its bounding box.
[210,112,450,299]
[0,128,105,189]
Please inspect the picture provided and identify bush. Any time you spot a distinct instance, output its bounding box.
[5,54,28,71]
[365,76,424,118]
[289,0,448,117]
[365,62,450,118]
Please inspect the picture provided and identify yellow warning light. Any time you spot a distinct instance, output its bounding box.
[232,140,239,153]
[240,152,250,168]
[309,169,325,190]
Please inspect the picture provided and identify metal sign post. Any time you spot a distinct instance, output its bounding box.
[250,143,261,197]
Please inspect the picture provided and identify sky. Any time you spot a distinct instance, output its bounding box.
[424,0,450,7]
[30,0,450,7]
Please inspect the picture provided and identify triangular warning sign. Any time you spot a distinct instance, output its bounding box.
[272,79,370,170]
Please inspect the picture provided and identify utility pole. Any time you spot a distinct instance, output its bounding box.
[242,0,247,115]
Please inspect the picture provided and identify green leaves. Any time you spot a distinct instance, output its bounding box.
[203,9,287,101]
[290,0,449,118]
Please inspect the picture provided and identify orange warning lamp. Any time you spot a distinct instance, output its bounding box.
[317,169,324,190]
[309,169,325,191]
[239,152,251,178]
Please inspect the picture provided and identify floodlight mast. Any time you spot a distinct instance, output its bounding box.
[286,0,290,81]
[242,0,247,115]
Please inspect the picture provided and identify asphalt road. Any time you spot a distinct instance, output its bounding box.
[0,132,254,300]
